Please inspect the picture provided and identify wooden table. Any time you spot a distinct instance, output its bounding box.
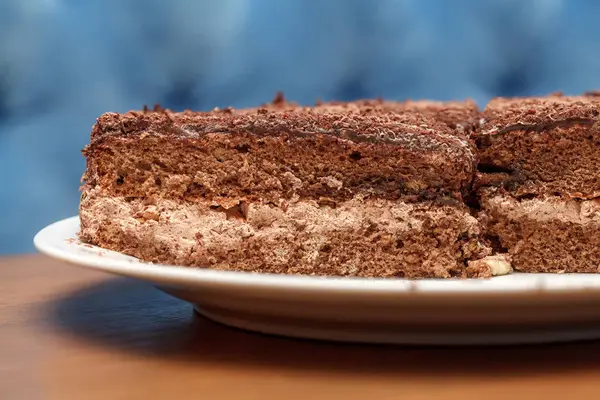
[2,255,600,399]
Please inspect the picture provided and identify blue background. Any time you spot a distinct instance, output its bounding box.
[2,0,600,254]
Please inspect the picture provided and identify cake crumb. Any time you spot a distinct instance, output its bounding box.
[467,253,513,277]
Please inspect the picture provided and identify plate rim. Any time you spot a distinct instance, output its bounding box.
[34,216,600,296]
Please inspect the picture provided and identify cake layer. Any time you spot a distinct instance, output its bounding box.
[79,188,492,279]
[479,190,600,273]
[83,107,475,206]
[474,96,600,198]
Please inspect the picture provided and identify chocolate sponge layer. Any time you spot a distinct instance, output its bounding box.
[83,107,476,206]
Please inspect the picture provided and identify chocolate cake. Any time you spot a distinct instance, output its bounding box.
[474,96,600,273]
[79,102,493,279]
[79,93,600,278]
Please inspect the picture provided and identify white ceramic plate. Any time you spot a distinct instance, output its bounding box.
[35,216,600,345]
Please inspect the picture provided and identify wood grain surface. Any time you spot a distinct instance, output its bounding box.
[2,255,600,399]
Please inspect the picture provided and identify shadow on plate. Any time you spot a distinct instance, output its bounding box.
[47,276,600,377]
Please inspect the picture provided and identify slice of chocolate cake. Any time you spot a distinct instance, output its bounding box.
[474,96,600,273]
[80,104,492,278]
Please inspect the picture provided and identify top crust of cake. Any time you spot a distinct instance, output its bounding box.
[480,96,600,135]
[315,98,480,130]
[392,99,480,129]
[90,106,474,162]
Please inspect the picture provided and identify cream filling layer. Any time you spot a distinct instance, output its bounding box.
[483,193,600,224]
[79,187,486,268]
